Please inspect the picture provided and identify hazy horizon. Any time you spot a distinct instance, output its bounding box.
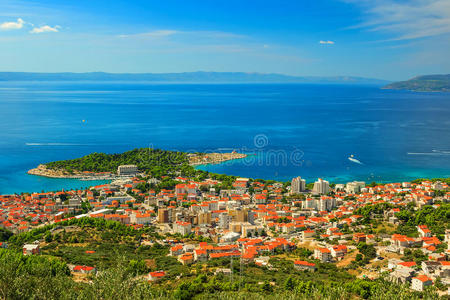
[1,0,449,81]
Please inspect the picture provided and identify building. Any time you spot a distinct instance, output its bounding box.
[218,213,232,229]
[158,208,169,223]
[314,248,332,262]
[411,275,432,291]
[148,271,166,281]
[291,177,306,193]
[174,221,192,235]
[117,165,138,176]
[417,225,432,238]
[345,181,366,194]
[198,212,211,224]
[302,229,315,240]
[73,265,97,274]
[294,260,316,271]
[313,178,329,195]
[178,253,194,265]
[330,245,347,259]
[23,244,40,255]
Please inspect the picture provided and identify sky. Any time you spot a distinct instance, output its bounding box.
[0,0,449,80]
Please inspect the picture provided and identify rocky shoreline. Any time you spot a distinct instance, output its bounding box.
[188,152,247,166]
[27,164,115,180]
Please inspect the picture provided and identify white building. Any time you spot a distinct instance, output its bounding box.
[313,178,329,195]
[23,244,40,255]
[117,165,138,176]
[174,221,192,235]
[314,248,332,262]
[291,176,306,193]
[345,181,366,194]
[411,275,432,291]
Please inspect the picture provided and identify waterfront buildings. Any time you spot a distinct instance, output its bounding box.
[313,178,330,194]
[291,176,306,193]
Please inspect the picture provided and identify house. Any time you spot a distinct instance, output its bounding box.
[411,275,432,291]
[389,268,415,284]
[174,221,192,236]
[417,225,432,238]
[314,248,332,262]
[353,233,366,243]
[178,253,194,265]
[330,245,347,259]
[194,249,208,262]
[214,268,232,275]
[170,244,184,256]
[422,261,442,276]
[148,271,166,282]
[73,265,96,274]
[23,244,40,255]
[302,229,315,240]
[387,258,403,270]
[294,260,316,271]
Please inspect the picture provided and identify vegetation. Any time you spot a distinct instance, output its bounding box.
[0,228,12,242]
[1,217,445,299]
[396,203,450,238]
[45,148,190,176]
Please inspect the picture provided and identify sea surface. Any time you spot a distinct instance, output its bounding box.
[1,81,449,194]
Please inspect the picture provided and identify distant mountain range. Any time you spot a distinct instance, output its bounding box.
[383,74,450,92]
[0,71,389,85]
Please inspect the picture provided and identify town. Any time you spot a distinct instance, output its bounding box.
[1,162,449,297]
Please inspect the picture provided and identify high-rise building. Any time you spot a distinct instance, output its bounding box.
[313,178,329,195]
[218,213,231,229]
[291,176,306,193]
[198,212,211,224]
[158,208,169,223]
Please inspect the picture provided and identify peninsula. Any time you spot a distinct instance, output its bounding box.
[27,148,247,179]
[383,74,450,92]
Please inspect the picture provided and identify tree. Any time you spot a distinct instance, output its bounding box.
[284,276,295,290]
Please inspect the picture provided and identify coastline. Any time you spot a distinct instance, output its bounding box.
[188,152,247,166]
[27,164,117,180]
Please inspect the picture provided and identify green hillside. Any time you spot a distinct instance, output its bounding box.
[383,74,450,92]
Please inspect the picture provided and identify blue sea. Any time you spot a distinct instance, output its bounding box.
[1,81,449,194]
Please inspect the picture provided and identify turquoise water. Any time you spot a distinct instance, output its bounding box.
[0,81,449,194]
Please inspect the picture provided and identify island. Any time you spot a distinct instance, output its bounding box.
[27,148,247,179]
[383,74,450,92]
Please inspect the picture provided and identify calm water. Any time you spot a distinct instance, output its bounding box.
[1,81,449,194]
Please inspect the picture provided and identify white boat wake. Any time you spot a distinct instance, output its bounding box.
[348,154,363,165]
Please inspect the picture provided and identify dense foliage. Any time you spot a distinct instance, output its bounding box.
[45,148,190,176]
[396,203,450,238]
[0,228,12,242]
[1,219,444,299]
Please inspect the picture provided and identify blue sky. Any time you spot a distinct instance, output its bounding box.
[0,0,449,80]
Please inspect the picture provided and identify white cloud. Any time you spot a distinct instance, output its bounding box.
[346,0,450,40]
[30,25,59,34]
[319,40,335,45]
[0,18,24,30]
